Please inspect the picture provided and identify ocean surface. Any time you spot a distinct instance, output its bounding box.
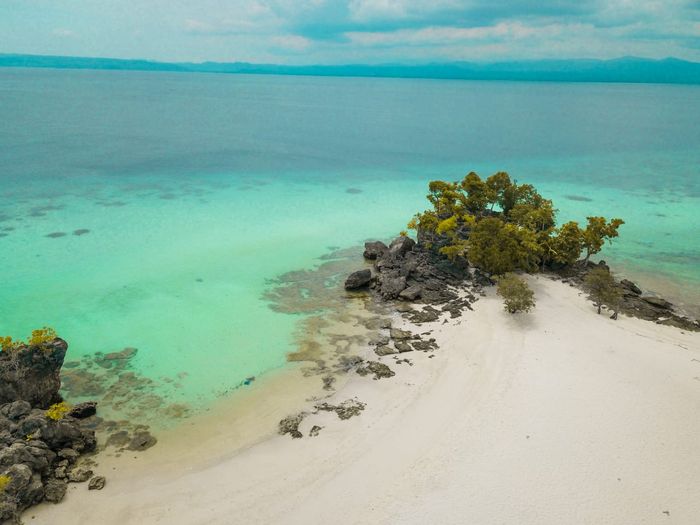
[1,68,699,424]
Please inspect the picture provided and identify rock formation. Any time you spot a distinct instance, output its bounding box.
[0,338,100,523]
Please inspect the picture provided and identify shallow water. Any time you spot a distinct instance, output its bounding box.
[1,68,698,424]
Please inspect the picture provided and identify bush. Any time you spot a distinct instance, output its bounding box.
[584,267,622,318]
[28,327,57,347]
[497,273,536,313]
[0,474,10,493]
[1,327,58,353]
[46,402,71,421]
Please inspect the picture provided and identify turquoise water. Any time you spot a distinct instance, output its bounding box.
[1,69,699,419]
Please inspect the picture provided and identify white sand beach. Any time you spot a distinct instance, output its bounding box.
[30,276,700,524]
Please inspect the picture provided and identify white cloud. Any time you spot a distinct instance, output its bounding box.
[346,22,574,46]
[272,34,312,51]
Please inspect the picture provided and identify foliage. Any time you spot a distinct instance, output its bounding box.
[0,474,10,493]
[581,217,625,263]
[28,327,57,347]
[0,336,21,353]
[46,402,71,421]
[497,273,536,313]
[584,267,622,317]
[1,327,58,353]
[408,170,624,275]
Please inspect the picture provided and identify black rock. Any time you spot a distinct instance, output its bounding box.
[67,401,97,419]
[363,241,388,260]
[0,338,67,408]
[642,296,673,310]
[620,279,642,295]
[399,285,422,301]
[388,236,416,258]
[344,269,372,290]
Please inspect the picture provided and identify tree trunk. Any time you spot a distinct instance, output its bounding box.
[596,302,601,314]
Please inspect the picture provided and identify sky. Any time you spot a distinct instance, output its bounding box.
[1,0,699,64]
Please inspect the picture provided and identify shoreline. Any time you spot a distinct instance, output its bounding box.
[27,274,700,524]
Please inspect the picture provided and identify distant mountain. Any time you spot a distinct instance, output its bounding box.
[1,54,699,84]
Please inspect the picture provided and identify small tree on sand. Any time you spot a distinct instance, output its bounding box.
[497,273,536,313]
[584,267,622,318]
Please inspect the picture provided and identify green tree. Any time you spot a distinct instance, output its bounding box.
[549,221,584,266]
[584,267,622,318]
[468,219,542,275]
[407,171,624,276]
[582,217,625,264]
[497,273,536,313]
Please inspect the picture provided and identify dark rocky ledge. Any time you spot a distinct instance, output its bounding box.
[555,261,700,332]
[346,235,699,332]
[0,339,102,523]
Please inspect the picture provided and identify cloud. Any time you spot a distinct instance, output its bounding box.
[1,0,699,63]
[272,34,312,51]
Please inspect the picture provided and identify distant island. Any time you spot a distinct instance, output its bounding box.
[2,54,700,84]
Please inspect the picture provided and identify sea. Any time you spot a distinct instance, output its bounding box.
[1,68,698,424]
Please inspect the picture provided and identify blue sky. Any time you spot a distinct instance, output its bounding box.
[1,1,699,64]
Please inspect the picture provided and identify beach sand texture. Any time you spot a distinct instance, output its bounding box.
[30,277,700,524]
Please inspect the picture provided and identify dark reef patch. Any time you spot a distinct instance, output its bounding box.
[564,195,593,202]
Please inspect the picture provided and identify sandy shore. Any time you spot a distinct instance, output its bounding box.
[30,276,700,524]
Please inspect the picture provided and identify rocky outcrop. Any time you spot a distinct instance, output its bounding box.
[0,339,67,409]
[559,262,700,331]
[363,241,388,260]
[344,269,372,290]
[0,339,100,524]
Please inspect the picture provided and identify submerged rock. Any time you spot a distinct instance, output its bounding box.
[127,431,157,451]
[344,269,372,290]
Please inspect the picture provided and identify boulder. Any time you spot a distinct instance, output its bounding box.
[67,401,97,419]
[388,236,416,258]
[344,269,372,290]
[374,344,398,356]
[44,479,67,503]
[379,275,407,299]
[642,296,673,310]
[399,285,422,301]
[88,476,106,491]
[389,328,412,340]
[363,241,388,260]
[0,338,67,408]
[620,279,642,296]
[1,400,32,420]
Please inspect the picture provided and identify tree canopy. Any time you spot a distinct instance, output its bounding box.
[408,171,624,275]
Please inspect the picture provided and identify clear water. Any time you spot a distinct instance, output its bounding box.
[1,69,698,419]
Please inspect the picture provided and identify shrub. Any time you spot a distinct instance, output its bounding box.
[28,327,57,347]
[584,267,622,318]
[1,327,58,353]
[46,402,71,421]
[497,273,536,313]
[0,474,10,493]
[0,336,21,353]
